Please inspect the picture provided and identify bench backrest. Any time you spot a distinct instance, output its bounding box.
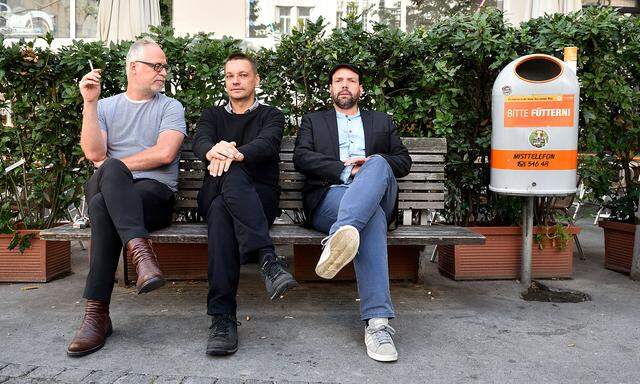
[175,136,446,225]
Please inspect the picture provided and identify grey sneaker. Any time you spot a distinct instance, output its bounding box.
[364,318,398,362]
[315,225,359,279]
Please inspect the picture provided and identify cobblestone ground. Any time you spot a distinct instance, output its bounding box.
[3,219,640,384]
[0,362,336,384]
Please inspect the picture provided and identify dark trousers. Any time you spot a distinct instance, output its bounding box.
[197,163,279,316]
[83,158,175,303]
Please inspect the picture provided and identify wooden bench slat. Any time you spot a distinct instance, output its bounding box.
[177,190,199,198]
[175,200,198,208]
[277,153,446,163]
[280,191,302,199]
[180,152,199,160]
[398,202,445,209]
[398,182,445,191]
[279,137,447,153]
[180,181,446,193]
[175,191,443,202]
[279,163,297,171]
[280,172,306,181]
[410,154,446,162]
[179,170,205,179]
[279,201,304,209]
[40,223,485,246]
[407,164,445,172]
[398,173,445,181]
[399,192,445,200]
[178,180,204,189]
[280,181,305,190]
[402,138,447,153]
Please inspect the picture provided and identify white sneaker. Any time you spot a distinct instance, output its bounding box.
[315,225,359,279]
[365,318,398,362]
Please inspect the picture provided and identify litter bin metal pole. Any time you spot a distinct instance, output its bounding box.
[521,196,534,288]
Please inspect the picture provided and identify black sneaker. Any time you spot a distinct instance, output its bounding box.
[206,314,239,356]
[259,255,299,300]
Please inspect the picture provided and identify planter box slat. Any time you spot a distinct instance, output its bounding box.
[438,226,579,280]
[0,230,71,283]
[599,221,635,274]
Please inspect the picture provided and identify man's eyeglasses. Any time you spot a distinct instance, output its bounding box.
[136,61,170,73]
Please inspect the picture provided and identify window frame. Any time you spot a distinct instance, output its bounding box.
[583,0,640,14]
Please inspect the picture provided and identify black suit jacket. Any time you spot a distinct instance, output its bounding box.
[293,109,412,224]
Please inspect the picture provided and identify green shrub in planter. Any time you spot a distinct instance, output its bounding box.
[1,8,638,244]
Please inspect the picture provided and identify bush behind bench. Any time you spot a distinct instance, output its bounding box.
[1,7,638,231]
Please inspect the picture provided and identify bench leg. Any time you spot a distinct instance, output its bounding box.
[418,245,433,284]
[402,210,413,226]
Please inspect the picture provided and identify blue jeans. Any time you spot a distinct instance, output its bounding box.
[312,155,397,321]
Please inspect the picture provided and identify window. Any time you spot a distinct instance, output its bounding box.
[276,6,292,34]
[378,1,401,29]
[0,0,98,40]
[248,0,268,37]
[75,0,97,38]
[297,6,312,29]
[346,2,358,16]
[583,0,640,13]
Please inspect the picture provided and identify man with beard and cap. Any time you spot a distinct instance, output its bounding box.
[293,64,411,362]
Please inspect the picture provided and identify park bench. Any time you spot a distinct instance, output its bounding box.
[40,136,485,284]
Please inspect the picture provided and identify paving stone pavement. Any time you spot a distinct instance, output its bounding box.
[3,218,640,383]
[0,363,335,384]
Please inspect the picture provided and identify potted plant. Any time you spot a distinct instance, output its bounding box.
[569,10,640,274]
[585,154,639,274]
[413,9,585,280]
[0,35,101,282]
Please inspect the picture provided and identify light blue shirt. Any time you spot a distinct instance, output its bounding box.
[336,110,366,184]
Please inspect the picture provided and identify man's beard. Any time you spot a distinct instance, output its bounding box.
[332,91,358,109]
[150,82,164,93]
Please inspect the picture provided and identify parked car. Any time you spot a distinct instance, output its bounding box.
[0,2,54,37]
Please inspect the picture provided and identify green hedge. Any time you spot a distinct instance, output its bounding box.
[1,7,638,231]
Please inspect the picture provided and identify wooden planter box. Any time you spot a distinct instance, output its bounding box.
[599,220,635,274]
[293,244,420,282]
[438,226,580,280]
[125,243,208,283]
[124,244,422,283]
[0,230,71,282]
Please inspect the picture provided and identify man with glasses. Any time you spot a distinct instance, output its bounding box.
[192,53,298,356]
[67,38,187,357]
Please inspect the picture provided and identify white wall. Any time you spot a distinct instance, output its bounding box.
[173,0,248,38]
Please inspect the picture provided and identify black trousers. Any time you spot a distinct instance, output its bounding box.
[83,158,175,302]
[197,163,279,316]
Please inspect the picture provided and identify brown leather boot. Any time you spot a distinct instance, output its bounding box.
[127,237,165,294]
[67,300,112,357]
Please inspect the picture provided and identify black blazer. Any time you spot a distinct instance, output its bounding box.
[293,109,412,224]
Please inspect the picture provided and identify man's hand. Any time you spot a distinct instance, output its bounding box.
[208,157,234,177]
[344,157,368,166]
[206,140,243,162]
[79,69,102,103]
[345,157,369,176]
